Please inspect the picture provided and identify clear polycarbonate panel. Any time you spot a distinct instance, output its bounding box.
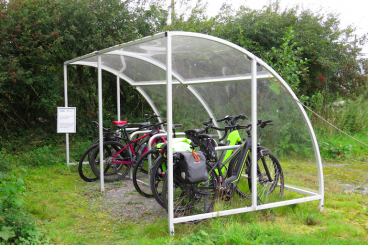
[255,73,319,199]
[187,71,318,209]
[115,38,167,67]
[70,55,98,65]
[101,55,166,82]
[121,37,167,56]
[190,80,252,138]
[138,84,210,131]
[170,36,253,81]
[101,54,126,72]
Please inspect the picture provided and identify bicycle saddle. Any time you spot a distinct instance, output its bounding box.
[112,121,127,125]
[185,129,205,135]
[112,121,128,128]
[130,122,150,127]
[173,124,182,129]
[197,134,219,139]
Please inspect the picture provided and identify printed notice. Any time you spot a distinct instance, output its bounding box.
[57,107,76,133]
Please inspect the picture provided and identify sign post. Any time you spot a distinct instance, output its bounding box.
[57,107,76,133]
[57,107,76,167]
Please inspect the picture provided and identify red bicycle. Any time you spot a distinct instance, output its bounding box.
[78,114,166,182]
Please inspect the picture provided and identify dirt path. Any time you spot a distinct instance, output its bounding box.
[82,178,167,223]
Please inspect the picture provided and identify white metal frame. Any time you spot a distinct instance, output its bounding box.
[63,31,324,235]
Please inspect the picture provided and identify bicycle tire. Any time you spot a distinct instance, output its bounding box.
[161,162,218,218]
[235,148,284,204]
[88,136,121,159]
[134,136,165,174]
[132,149,160,198]
[149,155,167,208]
[90,141,132,182]
[78,144,99,182]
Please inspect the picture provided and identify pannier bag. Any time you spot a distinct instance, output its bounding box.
[179,151,208,184]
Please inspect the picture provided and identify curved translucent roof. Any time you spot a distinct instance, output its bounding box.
[67,33,271,85]
[65,31,323,220]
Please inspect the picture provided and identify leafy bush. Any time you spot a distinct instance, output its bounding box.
[211,2,368,100]
[0,0,166,139]
[0,172,25,211]
[70,140,92,163]
[264,27,309,98]
[320,141,353,160]
[0,210,49,244]
[22,145,61,167]
[0,172,49,244]
[0,148,11,173]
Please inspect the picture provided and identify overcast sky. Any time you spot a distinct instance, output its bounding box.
[206,0,368,56]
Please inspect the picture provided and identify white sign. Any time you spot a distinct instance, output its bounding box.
[57,107,76,133]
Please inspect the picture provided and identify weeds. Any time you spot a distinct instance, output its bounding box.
[0,116,367,244]
[0,172,49,244]
[0,158,365,244]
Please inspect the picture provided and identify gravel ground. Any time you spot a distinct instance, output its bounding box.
[82,178,167,223]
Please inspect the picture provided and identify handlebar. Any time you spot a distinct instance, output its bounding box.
[92,121,111,132]
[144,113,160,121]
[230,114,248,125]
[203,118,213,126]
[259,119,273,128]
[245,119,274,133]
[155,120,167,127]
[201,115,248,141]
[217,115,233,124]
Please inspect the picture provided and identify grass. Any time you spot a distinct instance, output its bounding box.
[2,129,368,244]
[13,157,367,245]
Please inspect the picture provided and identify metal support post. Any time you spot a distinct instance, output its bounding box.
[166,32,174,235]
[98,55,104,193]
[64,65,70,167]
[117,76,121,121]
[251,58,257,209]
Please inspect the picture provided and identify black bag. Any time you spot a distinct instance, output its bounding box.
[179,151,208,184]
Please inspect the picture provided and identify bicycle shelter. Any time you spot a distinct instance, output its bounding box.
[63,31,324,235]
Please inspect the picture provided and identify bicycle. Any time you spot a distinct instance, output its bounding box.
[161,119,284,218]
[132,123,191,198]
[78,123,122,182]
[150,114,246,201]
[78,114,161,182]
[80,116,167,182]
[148,118,223,208]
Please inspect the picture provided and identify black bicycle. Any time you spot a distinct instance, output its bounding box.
[161,118,284,218]
[148,118,224,208]
[132,123,184,198]
[78,114,166,182]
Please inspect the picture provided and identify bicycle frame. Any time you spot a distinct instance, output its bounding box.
[212,137,250,187]
[111,128,166,164]
[213,135,273,188]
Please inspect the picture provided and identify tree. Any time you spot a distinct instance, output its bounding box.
[0,0,166,138]
[263,27,309,101]
[210,2,368,101]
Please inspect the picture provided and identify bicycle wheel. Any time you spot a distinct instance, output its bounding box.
[135,136,165,174]
[132,149,161,198]
[90,141,132,182]
[88,133,120,159]
[149,155,167,208]
[78,144,99,182]
[236,148,284,204]
[162,162,218,218]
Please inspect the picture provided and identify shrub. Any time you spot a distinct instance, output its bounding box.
[21,145,58,167]
[0,148,11,172]
[0,172,49,244]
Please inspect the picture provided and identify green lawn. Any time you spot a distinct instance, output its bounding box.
[18,159,368,245]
